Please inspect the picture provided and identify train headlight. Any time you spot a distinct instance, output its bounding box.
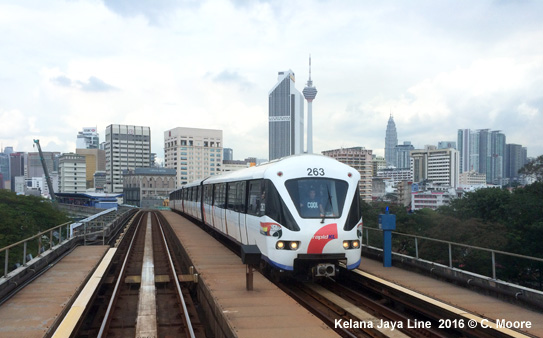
[289,241,299,250]
[351,240,360,248]
[276,241,285,250]
[343,241,350,249]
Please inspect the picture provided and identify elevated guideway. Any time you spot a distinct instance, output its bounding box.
[1,209,542,337]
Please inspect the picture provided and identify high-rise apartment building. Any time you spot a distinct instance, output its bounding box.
[458,129,509,184]
[105,124,151,193]
[164,127,223,187]
[385,115,398,167]
[505,144,527,182]
[322,147,373,202]
[410,146,459,188]
[269,70,304,161]
[59,153,86,193]
[76,127,100,149]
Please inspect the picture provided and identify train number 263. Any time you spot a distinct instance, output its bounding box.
[307,168,325,176]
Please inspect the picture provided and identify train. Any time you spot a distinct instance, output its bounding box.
[169,154,363,278]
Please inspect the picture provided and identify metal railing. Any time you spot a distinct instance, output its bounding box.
[364,226,543,290]
[1,222,72,278]
[1,206,138,278]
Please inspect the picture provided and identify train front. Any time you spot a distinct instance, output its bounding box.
[262,155,363,278]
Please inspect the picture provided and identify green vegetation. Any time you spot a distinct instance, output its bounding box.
[0,190,69,248]
[363,181,543,289]
[0,190,70,275]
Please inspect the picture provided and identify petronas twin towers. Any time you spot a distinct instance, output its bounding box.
[268,57,317,161]
[385,115,398,167]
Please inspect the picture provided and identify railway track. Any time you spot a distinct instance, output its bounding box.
[274,266,535,338]
[73,211,204,338]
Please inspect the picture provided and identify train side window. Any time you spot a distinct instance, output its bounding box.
[247,180,262,216]
[215,183,226,208]
[227,183,238,210]
[247,180,265,216]
[237,181,246,213]
[344,183,361,230]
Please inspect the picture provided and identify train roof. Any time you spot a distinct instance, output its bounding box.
[177,154,358,190]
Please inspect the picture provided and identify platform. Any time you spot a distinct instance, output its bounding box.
[358,257,542,337]
[0,245,109,338]
[161,210,338,338]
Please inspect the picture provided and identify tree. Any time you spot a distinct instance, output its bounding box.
[519,154,543,182]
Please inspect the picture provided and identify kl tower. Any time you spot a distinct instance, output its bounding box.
[302,55,318,154]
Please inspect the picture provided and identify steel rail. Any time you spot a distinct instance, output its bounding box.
[96,211,143,338]
[155,212,196,338]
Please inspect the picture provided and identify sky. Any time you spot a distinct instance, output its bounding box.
[1,0,542,163]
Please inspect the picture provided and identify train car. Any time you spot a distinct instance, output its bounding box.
[170,154,363,278]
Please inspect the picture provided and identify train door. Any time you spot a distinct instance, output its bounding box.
[225,183,239,241]
[237,181,248,244]
[215,183,226,234]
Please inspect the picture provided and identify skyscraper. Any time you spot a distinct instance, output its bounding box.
[505,144,527,182]
[269,70,304,161]
[105,124,151,193]
[458,128,509,184]
[385,115,398,167]
[302,56,317,154]
[76,127,99,149]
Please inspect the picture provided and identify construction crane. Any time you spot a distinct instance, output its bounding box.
[33,139,56,202]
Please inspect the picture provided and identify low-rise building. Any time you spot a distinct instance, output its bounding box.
[411,190,456,210]
[123,167,176,207]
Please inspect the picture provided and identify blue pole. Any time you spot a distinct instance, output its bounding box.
[380,206,395,267]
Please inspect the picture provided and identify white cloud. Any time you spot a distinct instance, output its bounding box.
[0,0,542,160]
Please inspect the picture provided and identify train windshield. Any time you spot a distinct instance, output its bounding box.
[285,178,348,219]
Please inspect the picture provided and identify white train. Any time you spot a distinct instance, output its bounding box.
[169,154,363,278]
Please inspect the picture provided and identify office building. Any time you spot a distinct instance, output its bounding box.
[164,127,223,187]
[105,124,151,193]
[59,153,86,193]
[411,146,459,188]
[322,147,373,202]
[385,115,398,167]
[27,151,59,179]
[394,141,414,169]
[269,69,304,161]
[76,148,106,189]
[223,148,233,161]
[76,127,100,149]
[9,152,25,191]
